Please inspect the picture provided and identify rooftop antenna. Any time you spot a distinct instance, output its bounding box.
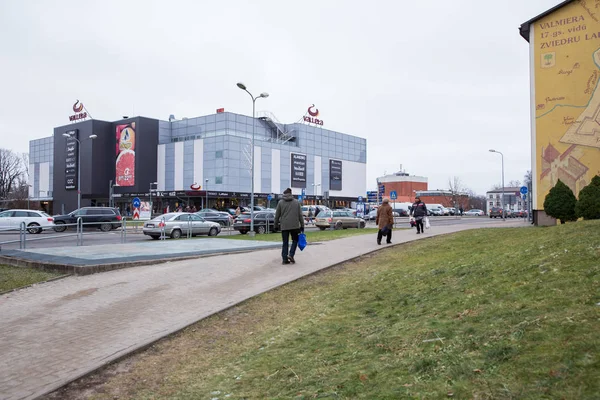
[168,114,176,122]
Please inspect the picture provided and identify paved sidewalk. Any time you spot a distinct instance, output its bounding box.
[0,220,525,400]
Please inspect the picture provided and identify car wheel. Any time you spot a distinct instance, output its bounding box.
[359,221,365,229]
[257,225,266,234]
[100,222,112,232]
[239,230,247,234]
[218,221,225,227]
[208,227,218,236]
[171,229,182,239]
[150,235,159,240]
[334,221,343,230]
[53,221,67,232]
[27,223,42,234]
[319,227,326,231]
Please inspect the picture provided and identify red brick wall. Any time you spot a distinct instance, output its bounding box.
[382,181,427,202]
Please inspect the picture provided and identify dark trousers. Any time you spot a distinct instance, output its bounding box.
[282,229,300,261]
[415,218,424,233]
[377,227,392,244]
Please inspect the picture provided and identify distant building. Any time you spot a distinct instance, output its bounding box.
[376,171,427,203]
[485,187,526,214]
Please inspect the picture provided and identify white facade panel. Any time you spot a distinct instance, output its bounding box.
[271,149,281,194]
[314,156,322,196]
[174,141,184,190]
[39,162,50,195]
[193,139,204,188]
[253,145,261,193]
[157,144,166,191]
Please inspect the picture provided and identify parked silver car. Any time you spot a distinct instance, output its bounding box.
[143,212,221,239]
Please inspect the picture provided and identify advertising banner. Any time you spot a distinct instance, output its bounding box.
[64,129,78,190]
[291,153,307,188]
[140,201,152,220]
[115,123,136,187]
[329,159,342,191]
[531,2,600,209]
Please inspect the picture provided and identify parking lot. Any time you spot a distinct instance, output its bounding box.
[0,215,528,252]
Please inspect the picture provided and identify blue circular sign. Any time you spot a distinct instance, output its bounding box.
[132,197,141,208]
[267,194,273,201]
[358,195,363,202]
[520,186,528,195]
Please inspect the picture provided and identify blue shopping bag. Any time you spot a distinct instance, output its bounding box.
[298,232,307,251]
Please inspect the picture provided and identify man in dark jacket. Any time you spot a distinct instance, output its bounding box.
[275,188,305,264]
[411,196,428,234]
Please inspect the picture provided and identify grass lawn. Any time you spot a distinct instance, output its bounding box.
[218,227,381,242]
[50,221,600,399]
[0,265,65,293]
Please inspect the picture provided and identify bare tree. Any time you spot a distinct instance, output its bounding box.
[524,170,532,188]
[465,189,487,210]
[447,176,468,214]
[508,180,521,188]
[0,148,25,200]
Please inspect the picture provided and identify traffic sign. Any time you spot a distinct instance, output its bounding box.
[132,197,141,208]
[301,188,306,196]
[520,186,528,195]
[133,208,140,220]
[358,195,363,203]
[390,191,397,200]
[267,194,273,201]
[522,194,527,201]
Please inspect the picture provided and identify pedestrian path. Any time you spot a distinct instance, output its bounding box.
[0,219,526,400]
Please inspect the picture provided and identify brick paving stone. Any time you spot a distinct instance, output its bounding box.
[0,220,525,399]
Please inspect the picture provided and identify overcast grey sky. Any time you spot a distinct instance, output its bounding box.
[0,0,560,195]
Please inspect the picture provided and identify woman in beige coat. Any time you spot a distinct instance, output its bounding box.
[376,198,394,245]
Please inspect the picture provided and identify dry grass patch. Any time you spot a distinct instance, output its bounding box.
[46,221,600,399]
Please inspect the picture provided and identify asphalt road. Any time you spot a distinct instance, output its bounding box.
[0,216,531,252]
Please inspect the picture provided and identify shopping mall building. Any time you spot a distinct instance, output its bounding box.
[28,106,367,215]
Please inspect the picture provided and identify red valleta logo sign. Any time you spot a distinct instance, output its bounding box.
[190,183,202,191]
[304,104,324,125]
[69,100,88,121]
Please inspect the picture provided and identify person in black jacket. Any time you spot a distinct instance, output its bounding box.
[411,196,428,234]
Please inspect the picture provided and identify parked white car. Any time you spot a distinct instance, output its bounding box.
[0,209,54,234]
[464,209,485,216]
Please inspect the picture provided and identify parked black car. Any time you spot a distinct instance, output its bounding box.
[489,207,504,218]
[233,211,278,234]
[195,211,233,226]
[53,207,122,232]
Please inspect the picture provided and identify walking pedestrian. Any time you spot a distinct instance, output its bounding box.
[307,207,314,225]
[235,206,241,216]
[376,198,394,245]
[411,196,428,234]
[274,188,305,265]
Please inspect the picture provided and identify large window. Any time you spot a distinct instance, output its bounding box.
[215,176,223,184]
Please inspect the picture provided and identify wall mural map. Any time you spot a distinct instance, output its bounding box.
[534,0,600,208]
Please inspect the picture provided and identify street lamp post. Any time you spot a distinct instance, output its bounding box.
[489,149,505,220]
[63,132,97,210]
[237,82,269,236]
[149,181,157,217]
[205,178,209,210]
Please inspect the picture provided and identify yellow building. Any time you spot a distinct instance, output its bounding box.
[520,0,600,225]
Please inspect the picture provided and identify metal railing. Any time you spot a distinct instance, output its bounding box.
[0,215,239,251]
